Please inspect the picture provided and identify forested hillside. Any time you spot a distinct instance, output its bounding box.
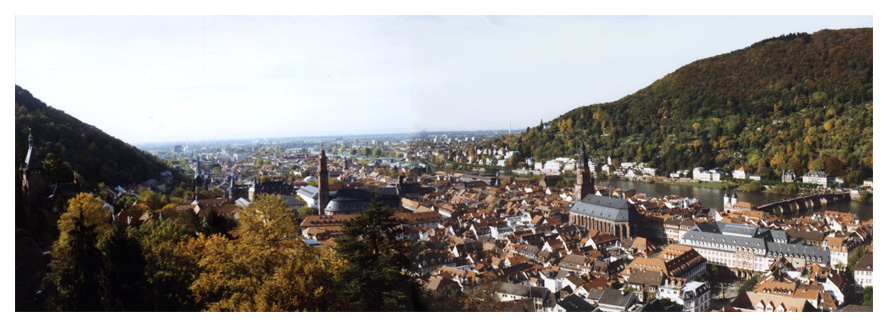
[510,28,872,185]
[15,85,177,187]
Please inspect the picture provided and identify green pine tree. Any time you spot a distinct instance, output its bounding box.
[334,194,416,311]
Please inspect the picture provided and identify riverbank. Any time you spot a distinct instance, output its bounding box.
[653,179,825,195]
[655,180,728,190]
[604,179,873,220]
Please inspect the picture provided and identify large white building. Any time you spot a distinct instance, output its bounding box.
[693,167,726,182]
[802,171,829,188]
[680,222,830,277]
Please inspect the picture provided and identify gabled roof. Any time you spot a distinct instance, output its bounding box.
[765,241,830,261]
[324,188,400,212]
[557,294,596,312]
[803,171,828,177]
[569,195,635,222]
[587,288,635,308]
[498,283,532,297]
[296,185,319,198]
[682,222,768,250]
[627,269,664,286]
[742,292,818,312]
[854,253,873,271]
[425,276,460,292]
[623,257,668,276]
[785,228,826,242]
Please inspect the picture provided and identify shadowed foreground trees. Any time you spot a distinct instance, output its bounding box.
[132,217,201,311]
[36,193,507,311]
[43,193,110,311]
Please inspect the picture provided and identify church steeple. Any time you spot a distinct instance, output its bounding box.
[317,149,329,215]
[578,142,587,171]
[193,155,204,191]
[22,130,45,171]
[21,130,47,228]
[574,141,594,201]
[195,155,201,178]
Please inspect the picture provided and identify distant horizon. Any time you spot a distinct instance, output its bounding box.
[15,16,873,144]
[133,128,515,148]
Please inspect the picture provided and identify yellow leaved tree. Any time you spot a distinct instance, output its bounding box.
[190,194,344,311]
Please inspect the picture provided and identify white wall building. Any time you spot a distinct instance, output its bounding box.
[853,253,873,293]
[693,167,726,182]
[802,171,829,188]
[733,167,750,180]
[680,222,831,274]
[658,279,711,312]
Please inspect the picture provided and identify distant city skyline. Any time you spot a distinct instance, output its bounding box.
[15,15,872,144]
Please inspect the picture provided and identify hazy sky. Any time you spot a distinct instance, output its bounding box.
[15,15,872,145]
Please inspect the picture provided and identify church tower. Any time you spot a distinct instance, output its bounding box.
[21,131,47,201]
[317,149,330,215]
[194,155,204,191]
[574,141,594,201]
[21,131,47,227]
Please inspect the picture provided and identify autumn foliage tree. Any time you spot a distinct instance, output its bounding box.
[131,217,201,311]
[189,194,343,311]
[43,193,111,311]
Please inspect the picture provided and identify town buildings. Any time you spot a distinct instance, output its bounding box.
[853,253,873,292]
[657,279,711,312]
[680,222,831,277]
[692,167,726,182]
[569,195,638,239]
[802,171,829,188]
[134,133,872,312]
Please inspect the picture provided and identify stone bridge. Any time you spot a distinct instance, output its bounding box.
[755,192,851,216]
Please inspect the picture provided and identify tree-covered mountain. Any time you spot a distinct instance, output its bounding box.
[509,28,872,185]
[15,85,178,187]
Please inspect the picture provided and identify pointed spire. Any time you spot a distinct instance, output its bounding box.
[578,141,587,170]
[195,155,201,178]
[317,147,329,215]
[22,129,45,171]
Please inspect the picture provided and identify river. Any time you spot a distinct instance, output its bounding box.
[604,180,873,220]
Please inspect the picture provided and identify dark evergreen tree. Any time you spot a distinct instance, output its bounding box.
[334,195,415,311]
[98,224,149,311]
[200,208,237,238]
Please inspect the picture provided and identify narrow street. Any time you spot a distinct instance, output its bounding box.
[709,277,743,311]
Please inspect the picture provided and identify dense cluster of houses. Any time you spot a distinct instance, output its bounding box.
[241,145,869,312]
[129,139,874,312]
